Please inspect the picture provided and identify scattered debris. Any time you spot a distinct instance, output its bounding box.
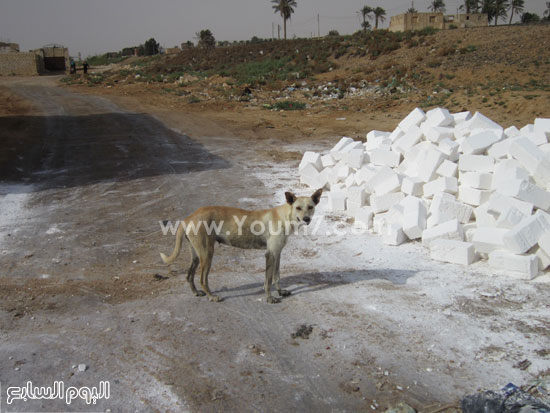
[77,363,87,372]
[513,359,532,371]
[461,383,550,413]
[291,324,313,339]
[384,402,416,413]
[153,273,169,281]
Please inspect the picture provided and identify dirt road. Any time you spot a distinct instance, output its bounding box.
[1,77,549,412]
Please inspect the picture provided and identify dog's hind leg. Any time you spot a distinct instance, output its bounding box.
[186,244,204,297]
[273,252,291,297]
[199,243,222,302]
[265,251,280,304]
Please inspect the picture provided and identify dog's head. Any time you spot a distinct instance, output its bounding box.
[285,188,323,225]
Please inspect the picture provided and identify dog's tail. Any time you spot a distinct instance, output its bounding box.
[160,222,186,264]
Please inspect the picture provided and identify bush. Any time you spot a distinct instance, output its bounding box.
[273,101,306,110]
[327,30,340,36]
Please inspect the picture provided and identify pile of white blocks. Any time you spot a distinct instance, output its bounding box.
[298,108,550,280]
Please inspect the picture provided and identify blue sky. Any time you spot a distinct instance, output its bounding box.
[1,0,547,58]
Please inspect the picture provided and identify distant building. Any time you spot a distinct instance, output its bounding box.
[389,12,488,32]
[0,43,69,76]
[0,42,20,53]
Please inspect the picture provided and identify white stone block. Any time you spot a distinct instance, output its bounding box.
[399,107,426,131]
[344,173,357,188]
[365,135,391,151]
[370,149,401,168]
[373,213,386,234]
[423,177,458,198]
[354,206,374,230]
[461,130,502,155]
[401,176,424,197]
[497,179,550,211]
[425,107,453,127]
[508,137,550,187]
[452,111,471,124]
[474,203,497,227]
[520,124,535,135]
[388,127,405,142]
[504,125,520,139]
[437,160,458,178]
[346,200,363,215]
[430,239,477,265]
[365,166,396,193]
[356,164,378,185]
[366,130,391,140]
[421,219,464,247]
[525,131,548,146]
[488,251,539,280]
[346,148,364,169]
[458,187,492,206]
[492,161,530,191]
[535,246,550,271]
[382,223,407,246]
[503,214,550,254]
[371,192,405,214]
[331,137,353,153]
[337,165,352,181]
[299,163,322,188]
[402,196,427,239]
[373,172,401,195]
[458,155,495,173]
[496,206,527,229]
[393,125,423,155]
[538,232,550,257]
[425,126,454,143]
[327,190,347,212]
[466,112,503,132]
[321,153,336,168]
[346,186,366,206]
[459,171,493,190]
[416,148,446,182]
[299,151,323,172]
[487,193,534,217]
[534,118,550,137]
[471,227,508,253]
[429,193,473,226]
[334,141,364,161]
[487,138,514,159]
[438,138,460,162]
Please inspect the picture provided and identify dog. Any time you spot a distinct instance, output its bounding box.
[160,189,322,303]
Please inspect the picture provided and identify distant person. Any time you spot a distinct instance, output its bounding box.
[70,60,76,74]
[83,61,89,74]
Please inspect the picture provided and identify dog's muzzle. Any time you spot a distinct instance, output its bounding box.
[303,216,311,225]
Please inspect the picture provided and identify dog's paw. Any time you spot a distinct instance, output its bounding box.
[195,291,206,297]
[267,296,281,304]
[278,289,291,297]
[208,295,223,303]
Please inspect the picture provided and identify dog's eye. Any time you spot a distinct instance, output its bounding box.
[308,206,313,210]
[296,206,302,211]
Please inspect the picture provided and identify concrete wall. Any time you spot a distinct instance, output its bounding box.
[0,52,41,76]
[390,12,488,31]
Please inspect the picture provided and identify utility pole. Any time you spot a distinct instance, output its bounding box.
[278,24,281,40]
[272,22,275,40]
[317,14,320,37]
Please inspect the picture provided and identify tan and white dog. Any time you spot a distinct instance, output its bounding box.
[160,189,322,303]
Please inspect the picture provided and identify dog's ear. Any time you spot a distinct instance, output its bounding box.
[285,191,297,205]
[311,188,323,205]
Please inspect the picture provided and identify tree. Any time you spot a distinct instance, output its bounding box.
[482,0,508,24]
[460,0,480,13]
[360,6,373,31]
[493,0,509,24]
[196,29,216,49]
[521,11,540,22]
[508,0,524,23]
[143,38,159,56]
[271,0,297,40]
[406,6,418,13]
[373,6,387,29]
[429,0,446,13]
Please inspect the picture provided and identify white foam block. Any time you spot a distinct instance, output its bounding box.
[328,190,347,212]
[461,130,502,155]
[321,153,336,168]
[438,138,460,162]
[425,126,454,143]
[474,203,497,227]
[421,219,464,247]
[347,148,365,169]
[354,206,374,230]
[466,112,503,132]
[509,137,550,187]
[487,193,534,217]
[382,223,407,246]
[370,192,405,214]
[471,227,508,253]
[416,148,446,182]
[393,125,423,155]
[365,166,396,193]
[401,176,423,197]
[534,118,550,137]
[430,239,477,265]
[488,138,513,159]
[429,193,473,226]
[488,251,539,280]
[331,137,354,153]
[346,186,366,205]
[496,206,527,229]
[504,125,520,139]
[538,232,550,257]
[535,247,550,271]
[299,163,321,188]
[425,107,453,127]
[452,111,471,124]
[496,179,550,211]
[299,151,323,172]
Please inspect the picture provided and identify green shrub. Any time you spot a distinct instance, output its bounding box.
[273,101,306,110]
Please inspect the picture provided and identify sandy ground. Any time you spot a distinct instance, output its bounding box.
[1,76,549,412]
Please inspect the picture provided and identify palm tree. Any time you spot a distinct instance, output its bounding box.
[429,0,446,12]
[360,5,373,31]
[271,0,297,40]
[508,0,524,23]
[373,6,387,29]
[460,0,480,13]
[406,6,418,13]
[493,0,509,24]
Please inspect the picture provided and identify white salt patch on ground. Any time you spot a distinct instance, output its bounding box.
[0,185,34,249]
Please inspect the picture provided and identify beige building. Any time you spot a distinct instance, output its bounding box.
[389,12,488,32]
[0,43,69,76]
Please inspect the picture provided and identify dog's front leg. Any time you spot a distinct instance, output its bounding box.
[273,253,291,297]
[264,251,280,304]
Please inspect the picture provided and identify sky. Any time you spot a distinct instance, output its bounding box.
[1,0,547,58]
